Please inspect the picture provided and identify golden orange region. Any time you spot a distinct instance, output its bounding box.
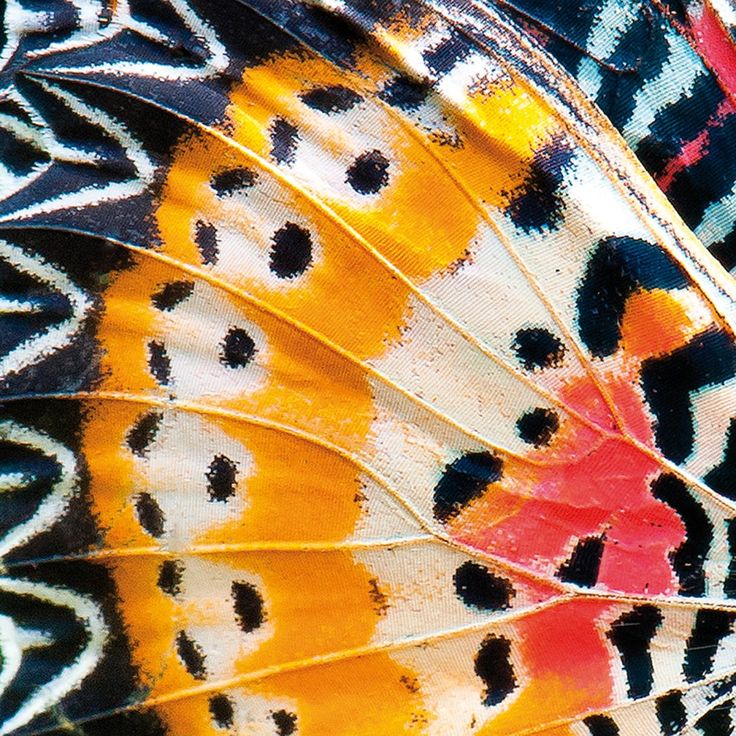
[620,287,699,359]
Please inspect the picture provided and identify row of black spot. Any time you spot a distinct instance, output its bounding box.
[207,692,297,735]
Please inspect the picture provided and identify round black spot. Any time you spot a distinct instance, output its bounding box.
[157,559,183,597]
[346,149,390,194]
[270,222,313,278]
[152,281,194,311]
[134,492,165,538]
[195,219,218,265]
[300,84,362,113]
[126,411,163,457]
[453,561,514,610]
[209,694,234,729]
[513,327,565,370]
[433,451,502,523]
[272,710,297,736]
[232,581,265,633]
[271,117,299,165]
[475,634,516,706]
[147,340,171,385]
[380,75,430,110]
[206,454,238,502]
[210,167,256,196]
[516,408,559,447]
[220,327,256,368]
[175,630,207,680]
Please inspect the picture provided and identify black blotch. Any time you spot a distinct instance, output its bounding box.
[453,561,513,610]
[346,149,390,194]
[209,693,234,729]
[556,536,604,588]
[516,408,559,447]
[655,690,687,735]
[206,454,238,502]
[683,609,736,683]
[126,411,163,457]
[270,117,299,165]
[710,230,736,273]
[380,75,430,110]
[152,281,194,311]
[576,235,689,358]
[272,710,297,736]
[506,144,572,232]
[695,700,733,735]
[195,220,219,265]
[583,715,620,736]
[210,167,257,196]
[175,630,207,680]
[474,635,516,706]
[423,29,471,75]
[220,327,256,369]
[433,451,503,522]
[641,330,736,463]
[134,493,165,538]
[157,559,183,597]
[300,84,362,113]
[232,581,265,633]
[651,473,712,597]
[607,604,663,699]
[704,418,736,502]
[513,327,565,370]
[270,222,313,278]
[147,340,171,385]
[725,520,736,599]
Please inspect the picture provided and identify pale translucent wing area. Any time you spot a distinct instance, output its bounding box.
[2,1,736,735]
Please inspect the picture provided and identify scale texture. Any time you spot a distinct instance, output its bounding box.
[2,1,736,735]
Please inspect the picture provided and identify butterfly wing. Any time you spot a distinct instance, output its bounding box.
[2,1,736,734]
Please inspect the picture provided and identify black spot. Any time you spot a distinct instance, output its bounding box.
[583,715,620,736]
[175,630,207,680]
[641,330,736,464]
[576,236,689,358]
[206,454,238,503]
[556,536,604,588]
[147,341,171,385]
[683,609,736,683]
[152,281,194,311]
[195,220,219,265]
[725,520,736,599]
[380,75,430,110]
[134,493,166,538]
[513,328,565,370]
[710,229,736,273]
[655,690,687,735]
[506,145,572,232]
[270,117,299,165]
[300,84,362,113]
[453,562,513,610]
[272,710,297,735]
[220,327,256,369]
[651,473,712,597]
[607,605,663,699]
[423,29,471,75]
[270,222,313,278]
[433,451,503,522]
[474,634,516,706]
[157,559,183,597]
[704,418,736,502]
[232,581,265,633]
[126,411,163,457]
[210,167,257,196]
[695,701,733,736]
[346,149,390,194]
[516,408,559,447]
[209,693,234,729]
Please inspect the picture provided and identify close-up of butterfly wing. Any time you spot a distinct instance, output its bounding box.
[2,1,736,734]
